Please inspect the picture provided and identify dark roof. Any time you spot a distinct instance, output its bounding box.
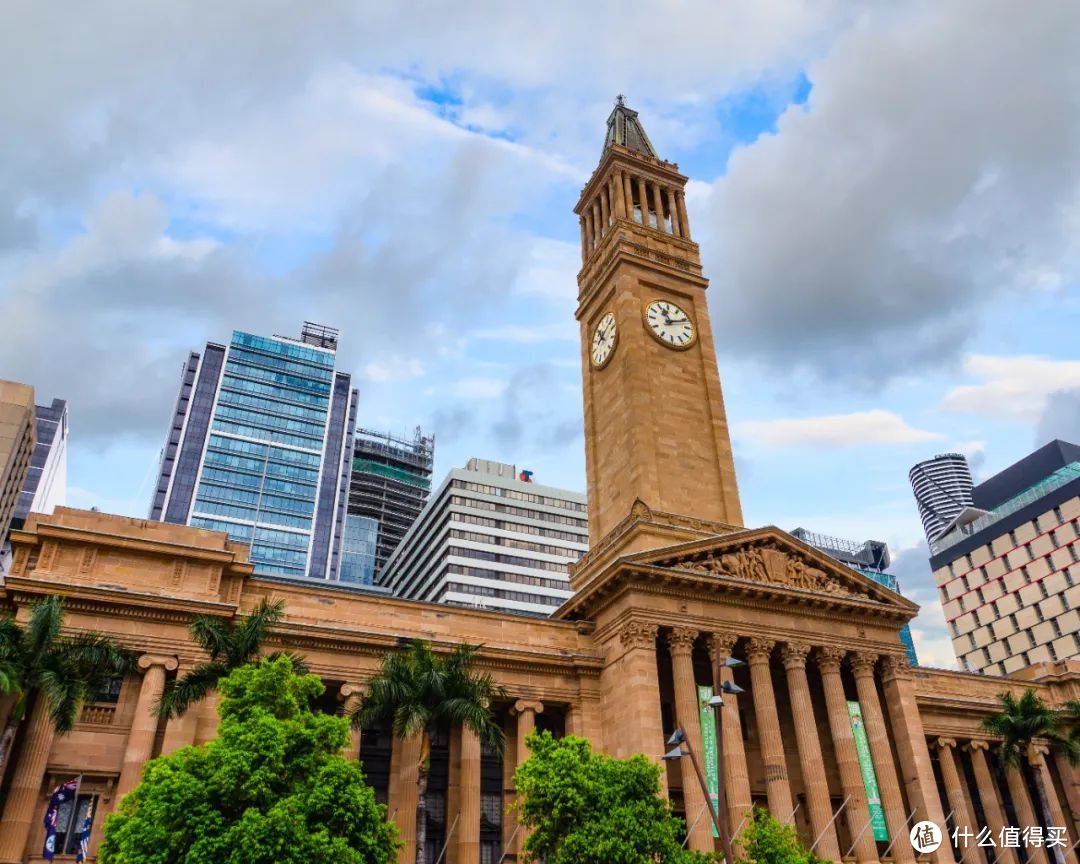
[973,439,1080,510]
[603,95,657,158]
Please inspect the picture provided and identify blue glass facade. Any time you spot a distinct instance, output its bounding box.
[152,326,357,582]
[339,514,379,585]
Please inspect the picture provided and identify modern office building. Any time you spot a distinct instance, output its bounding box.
[12,397,68,527]
[0,380,35,544]
[344,427,434,585]
[909,452,976,542]
[928,439,1080,675]
[149,322,358,582]
[380,458,587,615]
[791,528,918,665]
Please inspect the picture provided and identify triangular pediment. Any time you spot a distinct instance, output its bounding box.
[625,526,917,613]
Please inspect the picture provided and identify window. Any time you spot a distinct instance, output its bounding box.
[92,676,123,704]
[52,793,98,855]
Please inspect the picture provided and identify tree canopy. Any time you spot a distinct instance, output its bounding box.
[514,730,718,864]
[735,808,825,864]
[100,656,399,864]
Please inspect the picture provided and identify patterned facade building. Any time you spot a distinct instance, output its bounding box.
[3,102,1080,864]
[0,380,35,545]
[930,440,1080,675]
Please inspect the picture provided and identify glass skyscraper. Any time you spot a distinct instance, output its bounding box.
[150,322,357,582]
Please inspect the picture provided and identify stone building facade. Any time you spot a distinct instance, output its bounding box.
[2,100,1080,864]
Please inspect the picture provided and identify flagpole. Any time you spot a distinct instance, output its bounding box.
[66,774,84,839]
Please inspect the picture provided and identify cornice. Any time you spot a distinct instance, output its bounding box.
[4,576,239,622]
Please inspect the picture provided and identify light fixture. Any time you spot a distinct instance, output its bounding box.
[708,695,724,708]
[667,728,686,746]
[722,656,745,668]
[662,746,684,761]
[721,681,745,695]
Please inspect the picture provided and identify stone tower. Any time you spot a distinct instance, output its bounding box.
[575,97,743,546]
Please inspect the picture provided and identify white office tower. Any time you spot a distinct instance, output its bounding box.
[380,458,588,616]
[909,453,975,542]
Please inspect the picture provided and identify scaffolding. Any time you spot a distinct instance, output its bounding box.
[349,427,435,579]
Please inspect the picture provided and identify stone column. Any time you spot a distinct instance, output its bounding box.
[880,654,952,864]
[781,641,840,861]
[0,697,56,863]
[456,724,481,864]
[515,700,543,861]
[612,173,626,219]
[161,662,199,756]
[502,713,518,858]
[676,190,691,238]
[849,652,915,863]
[624,172,636,222]
[1005,760,1049,864]
[194,691,220,744]
[816,647,878,864]
[339,683,363,761]
[579,215,588,263]
[665,187,681,237]
[651,182,666,232]
[390,733,423,864]
[636,176,651,228]
[603,621,665,776]
[1053,751,1080,839]
[599,187,610,232]
[669,627,713,852]
[968,740,1020,864]
[936,739,979,857]
[591,201,602,249]
[747,637,793,820]
[1030,744,1077,864]
[117,654,178,799]
[710,632,753,834]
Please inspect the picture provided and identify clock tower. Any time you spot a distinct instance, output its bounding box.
[576,98,743,545]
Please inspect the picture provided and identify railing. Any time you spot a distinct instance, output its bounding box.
[79,704,116,725]
[931,462,1080,555]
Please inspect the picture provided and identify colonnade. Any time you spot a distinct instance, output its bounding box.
[579,165,691,261]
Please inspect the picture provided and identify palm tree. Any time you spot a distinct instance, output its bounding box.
[982,689,1079,864]
[157,597,300,719]
[355,639,506,864]
[0,596,134,791]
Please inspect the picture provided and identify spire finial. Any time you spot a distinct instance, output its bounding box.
[616,93,625,106]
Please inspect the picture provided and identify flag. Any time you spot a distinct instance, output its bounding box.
[519,469,534,483]
[75,797,94,864]
[42,778,79,862]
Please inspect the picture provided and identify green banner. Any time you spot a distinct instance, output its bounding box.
[697,685,719,838]
[847,700,888,842]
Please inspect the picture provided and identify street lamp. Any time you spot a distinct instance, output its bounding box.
[662,728,725,849]
[711,656,745,863]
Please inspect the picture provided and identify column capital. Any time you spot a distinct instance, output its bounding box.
[966,738,990,753]
[815,645,846,674]
[936,737,959,751]
[513,699,544,717]
[668,627,698,657]
[746,637,776,663]
[137,653,179,673]
[708,631,738,659]
[849,651,879,679]
[1028,742,1050,764]
[779,641,811,670]
[619,620,658,650]
[880,653,913,683]
[339,682,365,701]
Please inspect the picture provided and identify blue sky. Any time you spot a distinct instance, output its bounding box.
[3,1,1080,668]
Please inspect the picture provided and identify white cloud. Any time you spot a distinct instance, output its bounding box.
[939,354,1080,423]
[362,357,425,383]
[735,410,942,448]
[470,323,576,344]
[450,377,508,400]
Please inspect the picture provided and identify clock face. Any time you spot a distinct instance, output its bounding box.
[590,312,618,368]
[644,299,696,349]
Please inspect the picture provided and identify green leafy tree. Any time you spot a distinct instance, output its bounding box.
[736,808,825,864]
[0,596,133,791]
[355,639,504,864]
[981,689,1079,864]
[157,597,303,719]
[514,730,719,864]
[100,656,399,864]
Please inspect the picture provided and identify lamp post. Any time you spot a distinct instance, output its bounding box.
[664,729,723,845]
[712,655,746,863]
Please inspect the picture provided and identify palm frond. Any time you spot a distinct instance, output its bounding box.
[189,615,232,660]
[265,650,309,676]
[37,663,87,735]
[156,661,229,719]
[229,598,284,666]
[24,596,63,666]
